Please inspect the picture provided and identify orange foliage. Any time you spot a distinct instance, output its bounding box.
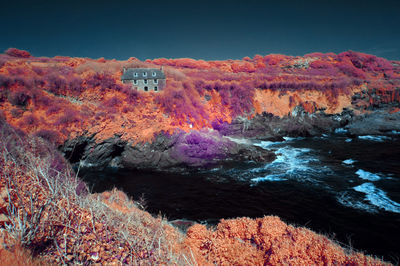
[0,243,45,266]
[184,216,387,265]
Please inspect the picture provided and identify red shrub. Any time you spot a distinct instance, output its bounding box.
[8,89,31,107]
[32,66,45,75]
[32,92,52,106]
[10,108,23,118]
[34,129,60,143]
[23,114,38,126]
[104,96,122,107]
[10,108,24,118]
[336,62,366,79]
[5,48,31,58]
[46,105,61,115]
[54,109,80,125]
[0,74,11,88]
[46,74,67,95]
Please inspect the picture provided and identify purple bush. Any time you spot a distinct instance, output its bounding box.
[46,105,61,115]
[54,109,80,125]
[170,130,236,166]
[337,63,366,79]
[0,55,9,68]
[34,129,60,143]
[0,74,11,88]
[211,120,233,136]
[32,66,45,75]
[47,74,67,95]
[23,114,38,125]
[68,76,84,95]
[9,89,31,106]
[10,108,23,118]
[104,96,122,107]
[32,93,52,106]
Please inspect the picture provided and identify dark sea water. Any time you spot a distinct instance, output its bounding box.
[81,131,400,263]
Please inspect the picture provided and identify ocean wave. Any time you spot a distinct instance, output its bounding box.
[353,183,400,213]
[251,146,330,184]
[358,135,391,142]
[251,175,287,183]
[355,169,381,181]
[345,138,353,142]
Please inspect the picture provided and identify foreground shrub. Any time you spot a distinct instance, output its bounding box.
[0,243,45,266]
[0,121,189,264]
[184,216,388,265]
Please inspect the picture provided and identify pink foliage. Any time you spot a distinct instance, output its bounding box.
[5,48,31,58]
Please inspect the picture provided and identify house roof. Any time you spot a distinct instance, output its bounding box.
[121,68,165,80]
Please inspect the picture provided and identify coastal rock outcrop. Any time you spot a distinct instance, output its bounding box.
[60,107,400,171]
[214,107,354,139]
[61,130,276,170]
[345,111,400,135]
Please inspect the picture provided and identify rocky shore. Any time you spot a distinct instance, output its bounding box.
[61,107,400,171]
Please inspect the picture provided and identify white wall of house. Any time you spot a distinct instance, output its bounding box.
[124,79,165,92]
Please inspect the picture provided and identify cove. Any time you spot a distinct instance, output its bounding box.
[80,135,400,263]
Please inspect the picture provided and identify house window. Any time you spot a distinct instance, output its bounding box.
[154,79,158,84]
[133,80,137,85]
[144,80,148,84]
[152,72,156,77]
[154,86,158,91]
[143,72,147,77]
[134,72,138,77]
[144,86,148,92]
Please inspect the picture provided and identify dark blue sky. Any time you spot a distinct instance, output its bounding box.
[1,0,399,60]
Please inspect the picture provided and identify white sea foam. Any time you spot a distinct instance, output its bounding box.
[253,140,281,149]
[391,130,400,134]
[356,169,381,181]
[251,175,287,183]
[353,183,400,213]
[251,146,329,184]
[335,128,348,134]
[225,136,252,145]
[282,136,304,141]
[337,192,377,213]
[358,135,391,142]
[345,138,353,142]
[283,136,295,141]
[343,159,356,165]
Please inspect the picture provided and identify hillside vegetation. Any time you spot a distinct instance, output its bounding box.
[1,48,399,145]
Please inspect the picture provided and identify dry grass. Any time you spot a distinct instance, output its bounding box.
[0,243,45,266]
[0,122,192,264]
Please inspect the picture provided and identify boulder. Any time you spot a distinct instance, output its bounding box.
[346,111,400,135]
